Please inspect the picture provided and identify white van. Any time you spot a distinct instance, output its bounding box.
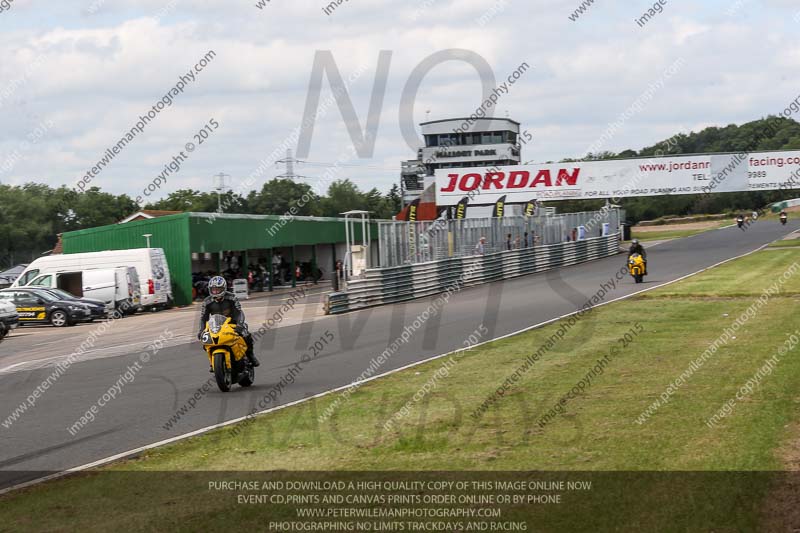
[13,248,171,310]
[25,267,141,313]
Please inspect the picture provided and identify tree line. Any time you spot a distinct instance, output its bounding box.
[0,179,401,269]
[3,116,799,268]
[551,116,800,222]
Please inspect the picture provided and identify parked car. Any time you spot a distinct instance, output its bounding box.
[12,248,171,310]
[0,299,19,339]
[0,288,91,327]
[23,267,139,314]
[38,288,108,320]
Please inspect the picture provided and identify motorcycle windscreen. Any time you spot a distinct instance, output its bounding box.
[208,314,228,334]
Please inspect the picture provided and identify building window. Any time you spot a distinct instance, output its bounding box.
[439,133,459,147]
[425,134,438,147]
[480,132,503,145]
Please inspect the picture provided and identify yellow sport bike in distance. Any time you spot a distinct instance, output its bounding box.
[201,314,255,392]
[628,253,646,284]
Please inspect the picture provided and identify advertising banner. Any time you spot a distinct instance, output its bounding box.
[434,150,800,206]
[454,196,469,219]
[492,195,507,218]
[405,198,420,221]
[523,199,536,217]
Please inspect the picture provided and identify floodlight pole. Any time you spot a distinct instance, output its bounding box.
[213,172,230,214]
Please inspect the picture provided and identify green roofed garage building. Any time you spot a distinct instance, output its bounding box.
[61,212,376,306]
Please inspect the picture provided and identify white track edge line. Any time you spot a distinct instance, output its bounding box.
[0,242,771,497]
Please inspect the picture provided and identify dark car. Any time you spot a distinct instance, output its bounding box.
[0,288,91,327]
[38,288,108,320]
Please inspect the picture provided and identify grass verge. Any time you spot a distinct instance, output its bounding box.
[631,221,729,241]
[767,235,800,248]
[3,250,800,531]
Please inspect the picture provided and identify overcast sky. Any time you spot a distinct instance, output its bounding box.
[0,0,798,201]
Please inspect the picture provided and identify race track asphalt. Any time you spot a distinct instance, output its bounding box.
[0,220,796,489]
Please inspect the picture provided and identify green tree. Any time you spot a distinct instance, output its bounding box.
[0,185,49,266]
[247,179,318,216]
[71,187,137,228]
[363,188,387,218]
[320,179,366,216]
[144,189,221,212]
[385,183,402,217]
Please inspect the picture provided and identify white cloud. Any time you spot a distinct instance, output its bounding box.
[0,0,797,196]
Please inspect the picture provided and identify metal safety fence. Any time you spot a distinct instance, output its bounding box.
[325,232,621,315]
[377,209,621,268]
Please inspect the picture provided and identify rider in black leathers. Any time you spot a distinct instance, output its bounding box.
[197,280,260,367]
[628,239,647,274]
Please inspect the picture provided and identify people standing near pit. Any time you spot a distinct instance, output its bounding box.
[272,251,281,285]
[279,253,289,284]
[333,259,344,291]
[475,236,487,255]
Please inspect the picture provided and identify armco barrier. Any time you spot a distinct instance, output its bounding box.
[325,233,621,314]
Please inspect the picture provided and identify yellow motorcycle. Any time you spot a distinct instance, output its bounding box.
[201,314,254,392]
[628,253,646,284]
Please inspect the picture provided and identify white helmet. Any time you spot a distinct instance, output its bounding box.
[208,276,226,301]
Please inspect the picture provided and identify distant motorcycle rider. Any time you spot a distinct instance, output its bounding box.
[736,214,745,229]
[198,276,260,367]
[780,210,788,225]
[628,239,647,274]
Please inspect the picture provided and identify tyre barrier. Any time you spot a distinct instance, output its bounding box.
[324,233,621,314]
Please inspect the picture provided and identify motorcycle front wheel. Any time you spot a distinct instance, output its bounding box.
[213,352,232,392]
